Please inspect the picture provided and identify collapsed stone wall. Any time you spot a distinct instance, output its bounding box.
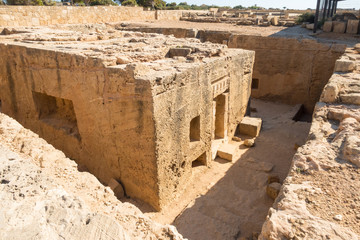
[259,45,360,239]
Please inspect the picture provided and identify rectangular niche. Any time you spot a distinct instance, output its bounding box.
[190,115,201,142]
[192,152,207,168]
[252,78,259,89]
[32,91,80,140]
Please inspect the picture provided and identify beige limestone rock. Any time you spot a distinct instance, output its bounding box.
[270,17,279,26]
[323,21,333,32]
[0,113,185,240]
[320,82,339,103]
[108,178,125,199]
[346,20,359,34]
[340,93,360,105]
[116,56,131,64]
[232,136,242,142]
[266,182,281,199]
[306,23,314,30]
[333,21,347,33]
[343,134,360,167]
[239,117,262,137]
[217,143,238,162]
[355,43,360,54]
[260,47,360,239]
[244,138,255,147]
[334,58,356,72]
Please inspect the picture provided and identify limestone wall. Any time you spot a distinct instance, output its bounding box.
[153,50,254,207]
[227,35,346,112]
[259,44,360,240]
[0,26,255,210]
[0,6,187,27]
[0,43,159,209]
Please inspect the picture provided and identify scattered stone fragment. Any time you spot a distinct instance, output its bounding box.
[266,182,281,200]
[116,56,131,64]
[333,215,343,221]
[244,139,255,148]
[108,178,125,199]
[167,47,192,58]
[268,175,280,184]
[232,136,242,142]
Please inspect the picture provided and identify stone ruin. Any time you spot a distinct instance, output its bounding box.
[0,26,254,211]
[0,6,360,240]
[180,9,298,27]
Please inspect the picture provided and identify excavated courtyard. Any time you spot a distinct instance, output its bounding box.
[0,7,360,240]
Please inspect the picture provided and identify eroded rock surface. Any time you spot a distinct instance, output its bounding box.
[0,113,184,240]
[259,45,360,240]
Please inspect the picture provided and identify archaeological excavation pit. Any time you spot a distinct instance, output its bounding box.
[1,9,359,240]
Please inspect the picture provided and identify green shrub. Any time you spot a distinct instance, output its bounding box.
[296,12,315,24]
[121,0,136,6]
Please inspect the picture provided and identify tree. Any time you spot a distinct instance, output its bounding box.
[233,5,244,9]
[6,0,55,5]
[135,0,164,9]
[121,0,136,6]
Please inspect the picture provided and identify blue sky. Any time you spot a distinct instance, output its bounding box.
[171,0,360,10]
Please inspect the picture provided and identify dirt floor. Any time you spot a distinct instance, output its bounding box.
[131,99,312,240]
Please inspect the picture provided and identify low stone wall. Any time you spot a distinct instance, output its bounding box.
[0,6,187,27]
[259,45,360,239]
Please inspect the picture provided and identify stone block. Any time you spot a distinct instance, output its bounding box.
[355,43,360,54]
[217,143,238,162]
[333,21,347,33]
[306,23,314,30]
[346,20,359,34]
[108,178,125,199]
[340,93,360,105]
[239,117,262,137]
[334,59,356,72]
[266,182,281,199]
[320,83,339,103]
[244,138,255,147]
[271,16,279,26]
[167,48,191,58]
[323,21,333,32]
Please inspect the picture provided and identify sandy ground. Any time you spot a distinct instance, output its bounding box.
[137,99,311,240]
